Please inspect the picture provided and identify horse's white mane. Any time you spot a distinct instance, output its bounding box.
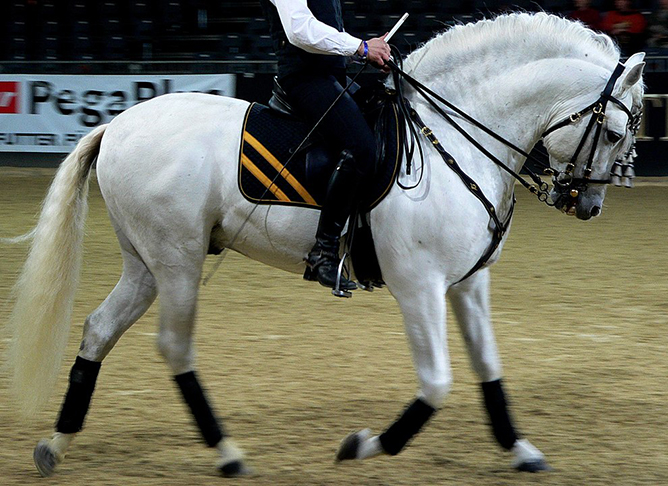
[404,12,620,76]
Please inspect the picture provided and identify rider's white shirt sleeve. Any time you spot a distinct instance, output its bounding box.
[268,0,362,56]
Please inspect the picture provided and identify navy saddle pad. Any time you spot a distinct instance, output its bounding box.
[238,101,401,211]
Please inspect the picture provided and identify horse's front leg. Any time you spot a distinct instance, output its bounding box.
[337,273,449,460]
[152,259,251,478]
[448,268,550,472]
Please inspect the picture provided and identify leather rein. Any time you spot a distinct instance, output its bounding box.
[386,52,639,282]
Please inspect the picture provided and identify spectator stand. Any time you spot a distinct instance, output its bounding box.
[1,0,667,74]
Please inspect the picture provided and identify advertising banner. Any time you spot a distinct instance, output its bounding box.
[0,74,236,153]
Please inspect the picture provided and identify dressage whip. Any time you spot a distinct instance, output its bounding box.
[202,14,409,285]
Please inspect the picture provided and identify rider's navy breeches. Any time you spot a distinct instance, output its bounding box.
[281,72,376,178]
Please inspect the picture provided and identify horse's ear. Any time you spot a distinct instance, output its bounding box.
[619,53,646,93]
[625,52,646,64]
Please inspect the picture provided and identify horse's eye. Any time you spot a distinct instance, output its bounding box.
[606,130,623,144]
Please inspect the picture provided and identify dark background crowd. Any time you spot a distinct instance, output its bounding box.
[1,0,666,69]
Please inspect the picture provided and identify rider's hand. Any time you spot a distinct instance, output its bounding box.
[358,34,391,72]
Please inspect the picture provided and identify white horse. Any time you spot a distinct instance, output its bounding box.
[4,12,644,477]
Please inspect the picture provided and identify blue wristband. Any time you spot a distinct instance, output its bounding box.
[362,40,368,61]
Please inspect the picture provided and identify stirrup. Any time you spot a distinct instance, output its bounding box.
[303,249,356,296]
[332,253,353,298]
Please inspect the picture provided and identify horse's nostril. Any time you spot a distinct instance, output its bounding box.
[591,206,601,217]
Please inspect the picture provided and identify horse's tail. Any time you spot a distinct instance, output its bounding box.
[5,124,107,416]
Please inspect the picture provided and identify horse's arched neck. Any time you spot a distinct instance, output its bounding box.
[394,13,622,217]
[398,56,613,215]
[403,56,612,175]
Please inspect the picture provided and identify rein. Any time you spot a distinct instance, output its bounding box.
[388,54,638,201]
[387,54,553,204]
[386,50,637,281]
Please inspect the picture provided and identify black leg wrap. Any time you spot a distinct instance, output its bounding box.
[481,379,519,450]
[174,371,224,447]
[55,356,102,434]
[379,398,436,456]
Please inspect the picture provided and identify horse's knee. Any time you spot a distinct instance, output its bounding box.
[419,377,452,409]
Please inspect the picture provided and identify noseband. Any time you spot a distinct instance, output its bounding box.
[540,62,642,201]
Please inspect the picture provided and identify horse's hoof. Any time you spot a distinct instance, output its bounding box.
[33,439,60,477]
[511,439,550,472]
[336,429,371,461]
[516,458,552,473]
[218,460,253,477]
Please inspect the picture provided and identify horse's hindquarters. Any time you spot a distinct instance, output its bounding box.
[97,94,250,265]
[96,93,322,275]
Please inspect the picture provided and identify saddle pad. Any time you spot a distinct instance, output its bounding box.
[239,103,319,208]
[238,102,401,210]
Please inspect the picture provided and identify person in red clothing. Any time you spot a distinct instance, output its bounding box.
[601,0,647,54]
[569,0,602,30]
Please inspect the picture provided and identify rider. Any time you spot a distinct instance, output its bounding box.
[260,0,391,292]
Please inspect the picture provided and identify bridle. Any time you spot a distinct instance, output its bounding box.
[386,51,642,281]
[388,54,642,207]
[540,62,642,204]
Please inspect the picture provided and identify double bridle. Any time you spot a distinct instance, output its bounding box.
[540,62,642,205]
[389,56,641,207]
[386,52,641,281]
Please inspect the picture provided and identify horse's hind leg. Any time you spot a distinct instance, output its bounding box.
[34,227,158,477]
[447,268,550,472]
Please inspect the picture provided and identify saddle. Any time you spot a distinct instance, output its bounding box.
[237,79,404,287]
[239,79,401,210]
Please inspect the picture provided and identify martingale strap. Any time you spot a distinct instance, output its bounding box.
[387,53,637,281]
[408,105,514,282]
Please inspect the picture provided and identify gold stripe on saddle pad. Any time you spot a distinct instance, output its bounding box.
[240,154,291,202]
[243,132,317,205]
[238,101,400,210]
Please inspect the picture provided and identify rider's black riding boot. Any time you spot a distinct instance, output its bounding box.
[304,150,360,291]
